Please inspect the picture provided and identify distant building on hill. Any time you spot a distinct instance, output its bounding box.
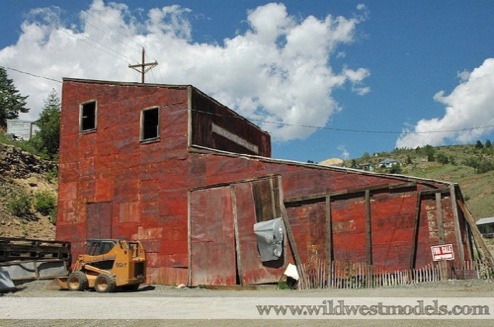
[6,119,39,140]
[476,217,494,238]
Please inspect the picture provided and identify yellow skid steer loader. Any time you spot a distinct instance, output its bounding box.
[58,239,146,292]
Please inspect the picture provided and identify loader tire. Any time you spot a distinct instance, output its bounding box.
[67,271,88,291]
[94,273,116,293]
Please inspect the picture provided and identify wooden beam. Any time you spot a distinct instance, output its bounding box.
[436,192,445,244]
[277,176,302,269]
[457,198,494,263]
[450,184,465,262]
[230,185,243,285]
[410,192,421,270]
[269,178,277,219]
[365,190,373,265]
[325,196,333,285]
[284,182,417,205]
[419,188,450,196]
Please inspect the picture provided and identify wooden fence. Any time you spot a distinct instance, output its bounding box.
[297,259,493,290]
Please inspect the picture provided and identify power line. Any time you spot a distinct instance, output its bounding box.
[4,65,494,137]
[2,66,61,84]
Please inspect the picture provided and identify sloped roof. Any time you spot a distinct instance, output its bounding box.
[379,158,398,164]
[476,217,494,226]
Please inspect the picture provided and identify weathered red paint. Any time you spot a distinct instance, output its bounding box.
[57,78,473,285]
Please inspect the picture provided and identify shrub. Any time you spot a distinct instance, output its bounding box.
[436,153,449,164]
[34,191,57,216]
[477,160,494,174]
[7,190,31,217]
[49,207,58,225]
[45,168,58,183]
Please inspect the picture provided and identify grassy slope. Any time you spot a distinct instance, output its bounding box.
[346,144,494,220]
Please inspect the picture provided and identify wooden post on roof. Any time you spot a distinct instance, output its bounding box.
[128,48,158,83]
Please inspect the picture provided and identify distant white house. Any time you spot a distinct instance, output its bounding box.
[379,158,399,168]
[476,217,494,238]
[6,119,39,140]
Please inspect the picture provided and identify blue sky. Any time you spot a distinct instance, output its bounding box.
[1,0,494,163]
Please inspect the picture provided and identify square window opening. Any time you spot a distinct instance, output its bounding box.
[80,101,96,131]
[141,107,159,141]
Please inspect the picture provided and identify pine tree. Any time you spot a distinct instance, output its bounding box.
[32,89,60,159]
[0,67,29,129]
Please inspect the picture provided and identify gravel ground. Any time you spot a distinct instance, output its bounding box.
[1,279,494,326]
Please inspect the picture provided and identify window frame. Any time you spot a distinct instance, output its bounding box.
[140,106,160,143]
[79,100,98,133]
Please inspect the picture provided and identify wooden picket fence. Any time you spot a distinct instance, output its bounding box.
[297,258,494,290]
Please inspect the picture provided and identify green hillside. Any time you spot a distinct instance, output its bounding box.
[345,143,494,220]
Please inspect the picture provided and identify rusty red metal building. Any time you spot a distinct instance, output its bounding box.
[57,78,482,286]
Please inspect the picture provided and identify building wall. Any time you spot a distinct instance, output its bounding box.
[57,79,471,285]
[188,152,471,278]
[190,88,271,157]
[57,80,191,280]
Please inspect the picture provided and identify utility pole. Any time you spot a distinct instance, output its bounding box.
[128,48,158,83]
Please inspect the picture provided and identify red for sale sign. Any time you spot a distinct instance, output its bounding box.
[431,244,455,261]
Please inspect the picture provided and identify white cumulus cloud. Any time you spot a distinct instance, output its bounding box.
[0,0,369,142]
[396,58,494,148]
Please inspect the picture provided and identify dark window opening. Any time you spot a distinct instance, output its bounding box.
[141,107,159,141]
[80,101,96,131]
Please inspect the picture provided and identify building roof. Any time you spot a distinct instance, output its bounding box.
[476,217,494,226]
[379,158,398,164]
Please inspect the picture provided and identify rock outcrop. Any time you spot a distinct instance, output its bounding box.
[0,143,57,179]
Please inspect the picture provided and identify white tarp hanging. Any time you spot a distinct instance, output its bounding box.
[254,217,284,262]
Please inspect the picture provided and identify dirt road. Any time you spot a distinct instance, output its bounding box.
[1,279,494,326]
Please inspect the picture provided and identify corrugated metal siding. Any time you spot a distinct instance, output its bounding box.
[57,80,472,285]
[190,88,271,157]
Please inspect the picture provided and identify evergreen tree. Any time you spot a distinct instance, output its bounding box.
[32,89,60,159]
[475,140,483,149]
[0,67,29,129]
[423,145,435,162]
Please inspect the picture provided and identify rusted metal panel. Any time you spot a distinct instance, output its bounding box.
[189,186,236,286]
[233,181,285,285]
[57,79,474,285]
[86,202,112,239]
[287,201,328,264]
[190,88,271,157]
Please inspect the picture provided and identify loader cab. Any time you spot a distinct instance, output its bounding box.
[85,239,117,256]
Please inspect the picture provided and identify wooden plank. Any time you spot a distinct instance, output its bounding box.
[325,196,332,285]
[365,190,372,265]
[284,182,417,205]
[457,198,494,263]
[450,184,465,262]
[277,177,302,268]
[436,192,445,244]
[419,188,450,196]
[410,192,421,270]
[269,178,277,218]
[231,185,243,285]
